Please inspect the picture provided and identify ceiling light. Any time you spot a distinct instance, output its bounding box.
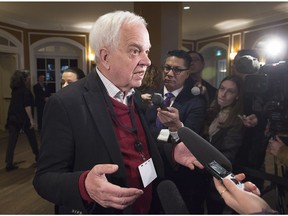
[73,22,94,30]
[183,6,190,10]
[214,19,253,31]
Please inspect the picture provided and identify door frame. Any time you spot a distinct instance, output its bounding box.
[0,29,23,130]
[29,37,86,86]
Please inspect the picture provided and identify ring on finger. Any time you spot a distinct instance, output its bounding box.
[220,189,227,196]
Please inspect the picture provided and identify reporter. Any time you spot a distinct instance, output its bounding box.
[213,174,276,214]
[145,50,206,213]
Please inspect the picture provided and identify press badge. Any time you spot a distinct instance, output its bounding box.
[138,158,157,188]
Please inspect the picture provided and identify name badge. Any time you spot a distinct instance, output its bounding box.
[138,158,157,188]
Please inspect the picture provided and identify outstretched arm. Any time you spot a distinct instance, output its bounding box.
[213,174,276,214]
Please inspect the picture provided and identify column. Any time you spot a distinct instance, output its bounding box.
[134,2,183,68]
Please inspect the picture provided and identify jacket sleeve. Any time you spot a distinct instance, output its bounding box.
[33,94,87,213]
[213,126,245,165]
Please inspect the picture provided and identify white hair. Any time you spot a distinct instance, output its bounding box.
[89,10,147,63]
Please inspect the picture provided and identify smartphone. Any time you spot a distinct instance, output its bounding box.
[206,160,244,189]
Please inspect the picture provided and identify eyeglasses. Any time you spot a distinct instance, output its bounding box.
[162,65,189,75]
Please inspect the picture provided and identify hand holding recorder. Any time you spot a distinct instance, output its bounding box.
[178,127,243,189]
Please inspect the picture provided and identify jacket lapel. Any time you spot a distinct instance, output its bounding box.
[82,71,127,182]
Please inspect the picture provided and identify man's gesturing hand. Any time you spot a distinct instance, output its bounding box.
[85,164,143,209]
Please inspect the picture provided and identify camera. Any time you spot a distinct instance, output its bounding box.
[244,60,288,134]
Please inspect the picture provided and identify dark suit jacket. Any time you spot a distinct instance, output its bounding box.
[33,70,164,214]
[144,85,207,214]
[145,86,206,140]
[33,83,50,107]
[185,76,217,107]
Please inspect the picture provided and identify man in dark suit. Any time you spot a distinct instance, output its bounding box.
[33,11,203,214]
[33,74,50,131]
[145,50,206,213]
[186,51,217,108]
[146,50,206,141]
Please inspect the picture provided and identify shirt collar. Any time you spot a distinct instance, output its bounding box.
[163,86,183,98]
[96,67,135,105]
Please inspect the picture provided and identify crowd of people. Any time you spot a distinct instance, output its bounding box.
[4,10,286,215]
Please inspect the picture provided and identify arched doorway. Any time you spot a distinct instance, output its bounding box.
[199,42,228,88]
[30,37,86,93]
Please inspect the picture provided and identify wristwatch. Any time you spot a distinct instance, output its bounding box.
[170,131,181,144]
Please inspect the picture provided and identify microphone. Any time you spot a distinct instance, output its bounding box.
[151,93,168,110]
[191,86,201,96]
[157,180,189,214]
[191,82,207,96]
[178,127,244,189]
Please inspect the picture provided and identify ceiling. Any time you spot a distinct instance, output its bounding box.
[0,2,288,40]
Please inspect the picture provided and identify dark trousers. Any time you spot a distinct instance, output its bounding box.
[5,123,39,166]
[36,104,44,130]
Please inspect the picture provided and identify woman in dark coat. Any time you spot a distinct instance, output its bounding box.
[5,70,39,171]
[199,75,245,214]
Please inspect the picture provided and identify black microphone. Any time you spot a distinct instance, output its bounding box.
[157,180,189,214]
[151,93,168,110]
[178,127,244,189]
[178,127,232,170]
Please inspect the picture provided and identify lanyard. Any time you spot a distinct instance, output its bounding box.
[101,86,146,161]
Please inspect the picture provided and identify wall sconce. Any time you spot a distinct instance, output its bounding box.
[89,53,95,62]
[88,47,95,62]
[229,52,237,60]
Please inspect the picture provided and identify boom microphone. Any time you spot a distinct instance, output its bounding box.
[178,127,244,189]
[178,127,232,170]
[157,180,189,214]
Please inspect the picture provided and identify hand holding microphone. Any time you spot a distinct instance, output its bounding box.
[151,93,169,111]
[191,82,207,96]
[151,93,182,131]
[213,174,274,214]
[178,127,244,189]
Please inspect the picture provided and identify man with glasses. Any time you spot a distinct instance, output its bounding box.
[145,49,206,213]
[186,51,217,107]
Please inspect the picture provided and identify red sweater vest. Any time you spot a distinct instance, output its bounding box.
[110,97,152,213]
